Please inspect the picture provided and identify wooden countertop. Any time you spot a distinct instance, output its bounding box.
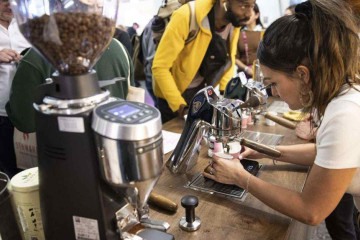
[149,101,314,240]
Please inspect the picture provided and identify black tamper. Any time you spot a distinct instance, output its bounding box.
[179,195,201,231]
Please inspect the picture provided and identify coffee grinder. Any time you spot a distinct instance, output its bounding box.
[11,1,172,239]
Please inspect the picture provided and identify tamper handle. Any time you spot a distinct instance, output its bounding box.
[181,195,198,223]
[179,195,201,232]
[240,138,282,158]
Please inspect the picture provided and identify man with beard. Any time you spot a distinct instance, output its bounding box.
[0,0,30,177]
[152,0,254,123]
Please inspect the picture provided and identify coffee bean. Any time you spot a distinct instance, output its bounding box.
[21,12,115,75]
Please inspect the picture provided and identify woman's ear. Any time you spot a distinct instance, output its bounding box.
[296,65,310,84]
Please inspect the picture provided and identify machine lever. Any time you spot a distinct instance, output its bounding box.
[239,138,282,158]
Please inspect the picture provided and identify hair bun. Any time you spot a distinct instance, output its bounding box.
[295,1,313,20]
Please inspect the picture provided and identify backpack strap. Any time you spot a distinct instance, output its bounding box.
[185,1,199,44]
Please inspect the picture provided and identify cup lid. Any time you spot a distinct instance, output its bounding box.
[10,167,39,193]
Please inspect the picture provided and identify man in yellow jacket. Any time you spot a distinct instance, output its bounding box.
[152,0,255,123]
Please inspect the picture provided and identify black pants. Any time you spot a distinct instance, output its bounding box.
[0,116,18,178]
[325,193,360,240]
[158,83,206,124]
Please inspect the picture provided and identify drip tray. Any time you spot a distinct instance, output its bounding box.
[185,159,262,199]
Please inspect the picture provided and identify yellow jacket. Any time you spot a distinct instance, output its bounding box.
[152,0,240,112]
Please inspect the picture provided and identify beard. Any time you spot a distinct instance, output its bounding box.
[225,6,249,27]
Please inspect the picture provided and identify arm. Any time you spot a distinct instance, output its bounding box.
[205,100,360,225]
[6,51,48,133]
[246,165,356,225]
[241,143,317,166]
[152,10,189,112]
[205,152,355,225]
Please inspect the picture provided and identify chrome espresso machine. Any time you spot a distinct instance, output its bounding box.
[167,85,281,174]
[11,1,172,239]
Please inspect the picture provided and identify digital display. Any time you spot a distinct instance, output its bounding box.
[107,104,140,118]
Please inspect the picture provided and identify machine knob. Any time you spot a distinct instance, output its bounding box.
[179,195,201,232]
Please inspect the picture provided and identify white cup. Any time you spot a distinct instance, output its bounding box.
[265,111,277,126]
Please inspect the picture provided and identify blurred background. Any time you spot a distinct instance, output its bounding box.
[117,0,306,34]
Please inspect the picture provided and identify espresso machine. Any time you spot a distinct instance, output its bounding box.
[11,0,172,239]
[167,86,281,175]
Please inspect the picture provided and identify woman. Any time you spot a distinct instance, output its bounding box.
[204,0,360,230]
[235,3,264,78]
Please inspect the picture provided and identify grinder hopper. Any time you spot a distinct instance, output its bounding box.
[10,0,119,100]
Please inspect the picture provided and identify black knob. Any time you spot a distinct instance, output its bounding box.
[181,195,198,223]
[179,195,201,232]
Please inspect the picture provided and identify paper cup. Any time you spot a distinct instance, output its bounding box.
[241,115,249,129]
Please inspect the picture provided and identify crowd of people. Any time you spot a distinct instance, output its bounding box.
[1,0,359,238]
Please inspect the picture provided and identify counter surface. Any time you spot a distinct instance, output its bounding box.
[150,105,314,240]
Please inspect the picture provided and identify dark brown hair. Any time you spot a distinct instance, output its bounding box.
[258,0,360,120]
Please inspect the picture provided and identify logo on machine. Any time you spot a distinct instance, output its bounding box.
[192,101,202,113]
[207,89,213,96]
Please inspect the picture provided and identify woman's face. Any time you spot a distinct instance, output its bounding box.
[261,65,304,110]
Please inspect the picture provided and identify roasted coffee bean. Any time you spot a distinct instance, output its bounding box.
[21,12,115,75]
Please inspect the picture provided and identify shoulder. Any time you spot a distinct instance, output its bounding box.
[329,86,360,110]
[321,87,360,127]
[104,39,128,57]
[16,48,51,78]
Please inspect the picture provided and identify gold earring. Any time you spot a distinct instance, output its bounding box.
[300,90,313,108]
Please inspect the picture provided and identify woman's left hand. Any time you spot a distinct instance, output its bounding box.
[203,155,246,186]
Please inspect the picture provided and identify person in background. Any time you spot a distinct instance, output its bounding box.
[127,22,140,40]
[113,26,133,56]
[141,0,184,104]
[141,18,157,103]
[284,4,296,16]
[152,0,255,123]
[6,39,134,133]
[0,0,30,178]
[204,1,360,238]
[235,3,264,78]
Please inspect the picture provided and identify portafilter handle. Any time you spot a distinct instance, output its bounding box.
[238,138,281,158]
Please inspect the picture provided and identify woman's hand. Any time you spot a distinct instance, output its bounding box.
[203,155,247,186]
